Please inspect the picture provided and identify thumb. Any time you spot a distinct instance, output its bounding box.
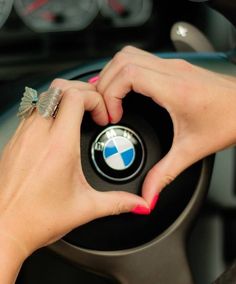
[142,145,195,210]
[93,190,150,217]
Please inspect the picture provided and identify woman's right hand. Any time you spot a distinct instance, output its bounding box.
[96,46,236,208]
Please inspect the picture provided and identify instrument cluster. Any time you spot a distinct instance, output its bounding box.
[0,0,153,32]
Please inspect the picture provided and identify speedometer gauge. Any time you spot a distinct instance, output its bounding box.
[100,0,153,27]
[0,0,14,29]
[14,0,99,32]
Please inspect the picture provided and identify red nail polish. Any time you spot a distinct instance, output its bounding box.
[108,114,112,123]
[131,205,150,215]
[150,194,159,211]
[88,75,99,84]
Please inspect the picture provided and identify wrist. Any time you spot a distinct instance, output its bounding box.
[0,231,27,284]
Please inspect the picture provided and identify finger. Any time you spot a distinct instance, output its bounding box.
[15,79,96,144]
[53,88,109,137]
[99,61,112,78]
[50,78,96,92]
[119,46,193,74]
[91,190,150,217]
[121,45,155,56]
[50,79,107,125]
[99,45,156,78]
[98,51,168,95]
[29,79,96,129]
[142,144,196,209]
[67,188,150,230]
[100,64,173,123]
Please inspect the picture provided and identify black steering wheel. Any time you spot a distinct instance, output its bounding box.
[39,54,220,284]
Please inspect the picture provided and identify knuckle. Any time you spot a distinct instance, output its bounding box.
[96,81,103,94]
[172,59,186,66]
[121,45,135,53]
[51,78,66,88]
[103,90,111,101]
[96,94,105,108]
[162,175,175,187]
[113,51,129,66]
[63,88,82,102]
[121,63,137,78]
[103,90,114,107]
[112,201,124,215]
[110,192,131,215]
[173,59,193,71]
[176,80,193,96]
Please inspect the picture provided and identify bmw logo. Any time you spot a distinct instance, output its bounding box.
[91,126,145,182]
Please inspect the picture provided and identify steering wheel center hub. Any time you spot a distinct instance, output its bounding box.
[91,125,145,182]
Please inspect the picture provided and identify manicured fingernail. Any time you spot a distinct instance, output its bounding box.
[108,114,113,123]
[88,75,99,84]
[131,205,150,215]
[150,194,159,211]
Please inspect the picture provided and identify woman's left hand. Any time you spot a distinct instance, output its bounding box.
[0,79,148,266]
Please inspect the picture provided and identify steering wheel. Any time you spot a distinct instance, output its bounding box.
[1,52,236,284]
[48,67,212,284]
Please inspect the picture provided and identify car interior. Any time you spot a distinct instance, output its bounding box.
[1,0,236,283]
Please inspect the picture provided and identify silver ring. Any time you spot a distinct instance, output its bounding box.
[37,87,62,118]
[17,87,38,120]
[17,87,62,120]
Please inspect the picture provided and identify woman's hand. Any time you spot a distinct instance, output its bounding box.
[0,79,149,283]
[96,46,236,208]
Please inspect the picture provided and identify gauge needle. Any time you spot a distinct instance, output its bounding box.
[108,0,126,15]
[41,11,55,22]
[24,0,49,15]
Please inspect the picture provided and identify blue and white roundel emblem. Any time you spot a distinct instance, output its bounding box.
[103,136,135,170]
[91,126,145,182]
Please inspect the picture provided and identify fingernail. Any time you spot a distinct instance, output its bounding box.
[150,194,159,211]
[108,114,113,123]
[88,75,99,84]
[131,205,150,215]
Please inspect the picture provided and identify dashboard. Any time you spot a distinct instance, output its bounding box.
[1,0,153,32]
[0,1,210,67]
[0,0,161,83]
